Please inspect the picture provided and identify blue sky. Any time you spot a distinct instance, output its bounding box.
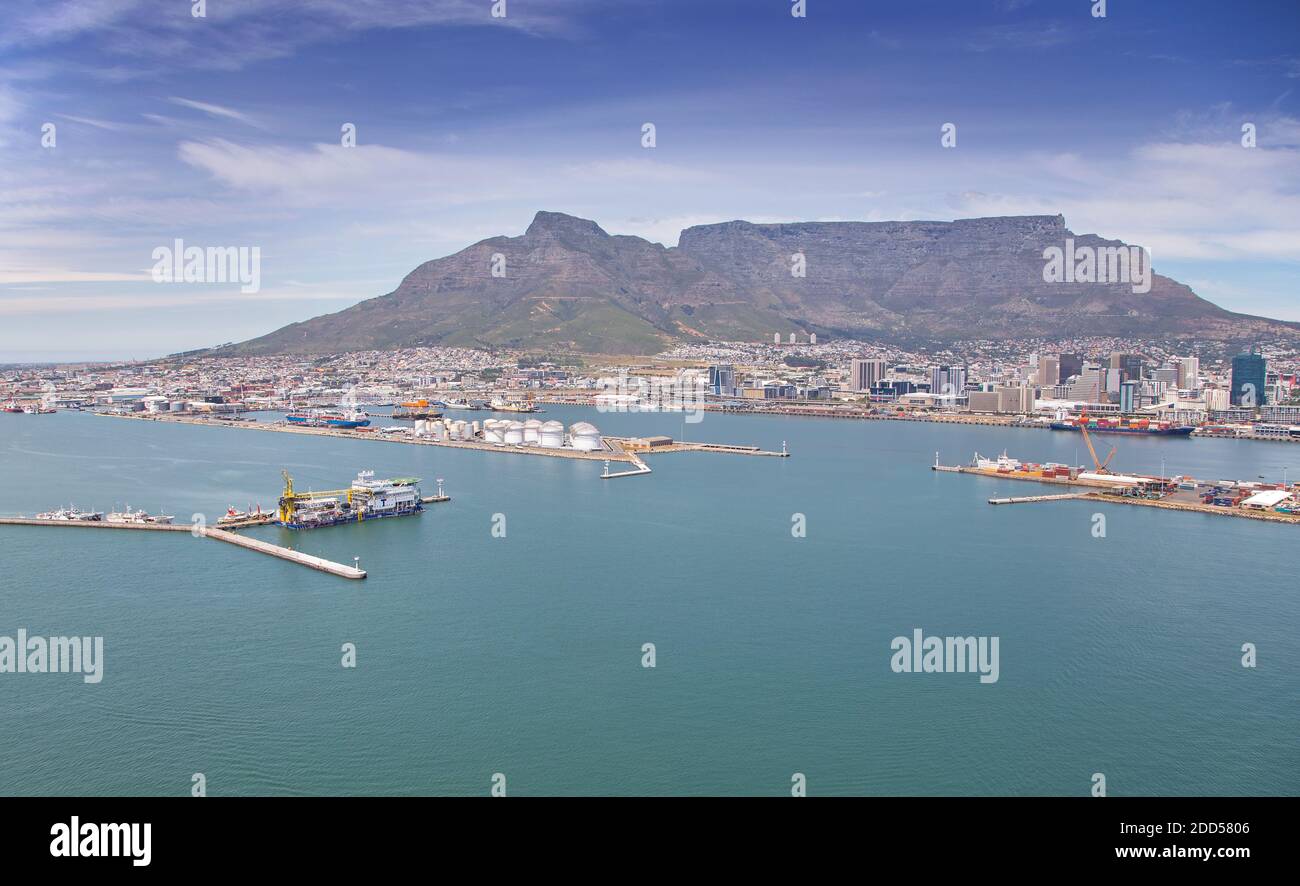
[1,0,1297,360]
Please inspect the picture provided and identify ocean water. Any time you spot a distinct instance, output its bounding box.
[1,408,1296,796]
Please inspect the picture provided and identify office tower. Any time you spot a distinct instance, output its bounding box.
[1037,356,1060,386]
[1109,353,1145,382]
[1231,352,1267,406]
[850,358,887,393]
[1119,380,1138,413]
[1058,353,1085,383]
[1177,356,1200,390]
[930,365,967,398]
[708,364,736,397]
[1152,366,1179,387]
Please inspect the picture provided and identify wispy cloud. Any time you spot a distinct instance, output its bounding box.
[55,113,129,131]
[168,97,261,127]
[0,0,596,74]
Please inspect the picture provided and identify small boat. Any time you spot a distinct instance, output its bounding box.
[106,506,175,525]
[34,505,104,522]
[439,398,485,411]
[488,397,539,413]
[217,504,264,525]
[2,401,23,413]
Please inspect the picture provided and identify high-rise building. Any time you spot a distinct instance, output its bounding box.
[1058,353,1085,383]
[1066,364,1104,403]
[708,364,736,397]
[996,385,1034,414]
[930,365,967,398]
[850,358,887,393]
[1109,353,1145,382]
[1177,356,1200,390]
[1152,366,1179,387]
[1119,380,1138,414]
[1037,356,1060,387]
[1231,352,1267,406]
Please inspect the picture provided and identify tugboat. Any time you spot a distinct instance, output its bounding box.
[391,399,444,420]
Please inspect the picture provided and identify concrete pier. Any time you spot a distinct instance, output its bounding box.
[0,516,367,579]
[988,493,1095,505]
[202,527,366,579]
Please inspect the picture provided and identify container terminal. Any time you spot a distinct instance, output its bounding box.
[934,422,1300,525]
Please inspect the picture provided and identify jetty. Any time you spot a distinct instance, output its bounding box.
[0,517,367,579]
[988,493,1095,505]
[601,443,652,479]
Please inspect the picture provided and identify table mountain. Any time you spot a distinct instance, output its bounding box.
[227,210,1296,355]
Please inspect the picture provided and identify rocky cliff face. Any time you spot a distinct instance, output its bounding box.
[229,211,1294,355]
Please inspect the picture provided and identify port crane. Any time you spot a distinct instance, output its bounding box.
[1077,410,1117,474]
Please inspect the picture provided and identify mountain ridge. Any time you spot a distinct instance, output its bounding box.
[225,211,1297,355]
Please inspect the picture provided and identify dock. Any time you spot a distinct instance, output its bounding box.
[988,493,1095,505]
[202,527,366,579]
[933,462,1300,525]
[601,444,652,479]
[0,516,367,579]
[94,413,790,471]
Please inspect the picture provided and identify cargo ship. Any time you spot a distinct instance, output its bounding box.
[285,409,371,429]
[277,470,423,529]
[1049,416,1194,436]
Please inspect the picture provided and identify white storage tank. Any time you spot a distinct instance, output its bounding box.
[431,421,445,441]
[570,421,602,451]
[504,421,525,445]
[484,422,504,444]
[414,419,428,436]
[540,420,564,448]
[523,419,543,445]
[471,420,481,435]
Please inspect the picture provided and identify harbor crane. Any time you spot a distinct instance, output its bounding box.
[1077,410,1117,474]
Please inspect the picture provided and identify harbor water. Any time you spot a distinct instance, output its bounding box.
[1,409,1296,795]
